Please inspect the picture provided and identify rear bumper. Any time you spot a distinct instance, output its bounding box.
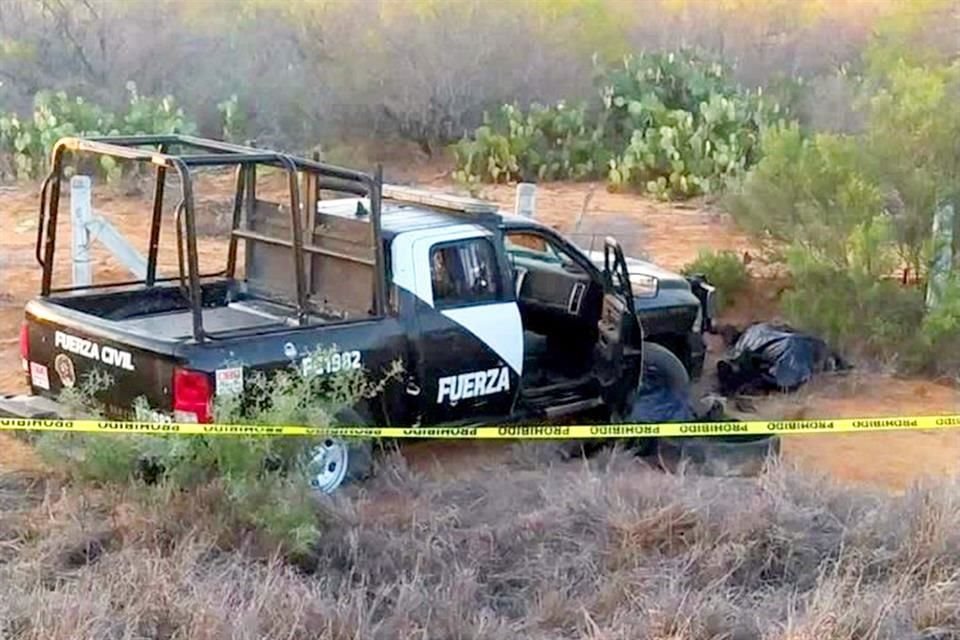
[0,394,66,419]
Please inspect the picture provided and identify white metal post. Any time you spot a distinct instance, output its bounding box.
[515,182,536,218]
[926,201,955,310]
[70,175,93,286]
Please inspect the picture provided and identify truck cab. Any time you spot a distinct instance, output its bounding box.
[342,191,645,427]
[378,202,714,428]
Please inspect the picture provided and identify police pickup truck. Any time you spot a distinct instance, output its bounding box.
[3,135,718,492]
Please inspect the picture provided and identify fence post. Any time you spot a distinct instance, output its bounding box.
[70,175,93,286]
[515,182,536,218]
[926,200,955,310]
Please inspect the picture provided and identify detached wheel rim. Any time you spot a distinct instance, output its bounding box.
[307,438,349,494]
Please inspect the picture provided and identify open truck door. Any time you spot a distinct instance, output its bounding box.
[594,237,642,405]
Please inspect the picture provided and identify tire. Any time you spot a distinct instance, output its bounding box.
[640,342,690,393]
[639,346,779,476]
[621,342,691,457]
[304,407,373,494]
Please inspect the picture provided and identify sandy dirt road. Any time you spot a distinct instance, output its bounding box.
[1,175,957,489]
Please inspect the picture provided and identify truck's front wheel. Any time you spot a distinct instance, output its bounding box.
[305,408,373,494]
[640,342,690,393]
[620,342,692,456]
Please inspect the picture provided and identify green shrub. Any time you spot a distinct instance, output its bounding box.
[121,81,196,137]
[738,140,936,368]
[860,59,960,277]
[726,42,960,375]
[708,34,959,272]
[217,94,248,143]
[601,50,778,199]
[0,86,198,181]
[780,247,925,361]
[34,348,398,555]
[453,48,786,199]
[452,102,608,184]
[0,91,115,179]
[680,249,748,311]
[33,370,148,483]
[915,277,960,376]
[727,124,891,274]
[777,246,960,378]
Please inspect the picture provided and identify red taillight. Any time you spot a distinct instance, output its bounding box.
[172,367,212,423]
[19,322,29,373]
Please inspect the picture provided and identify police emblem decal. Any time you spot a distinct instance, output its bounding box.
[54,353,76,388]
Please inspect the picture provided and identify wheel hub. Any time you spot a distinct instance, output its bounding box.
[307,439,349,493]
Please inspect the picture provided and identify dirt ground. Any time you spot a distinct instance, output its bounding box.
[1,173,958,490]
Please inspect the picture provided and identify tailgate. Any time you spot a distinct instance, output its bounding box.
[23,303,178,418]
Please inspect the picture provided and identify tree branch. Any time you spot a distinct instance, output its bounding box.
[40,0,103,84]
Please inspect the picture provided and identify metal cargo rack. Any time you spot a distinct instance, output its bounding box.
[35,135,388,342]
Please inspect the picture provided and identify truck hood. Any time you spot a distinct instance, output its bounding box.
[585,251,691,291]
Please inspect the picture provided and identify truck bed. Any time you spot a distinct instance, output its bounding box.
[44,280,345,341]
[21,279,370,415]
[115,303,288,340]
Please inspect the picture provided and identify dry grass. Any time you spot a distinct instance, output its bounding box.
[1,447,959,640]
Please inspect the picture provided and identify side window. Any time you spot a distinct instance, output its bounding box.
[430,238,502,307]
[505,232,550,255]
[505,232,583,273]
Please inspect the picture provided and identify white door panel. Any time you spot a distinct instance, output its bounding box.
[442,303,523,375]
[391,226,524,375]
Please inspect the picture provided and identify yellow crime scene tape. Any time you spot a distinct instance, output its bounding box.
[2,415,960,439]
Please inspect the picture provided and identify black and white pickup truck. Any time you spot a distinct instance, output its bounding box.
[2,135,726,492]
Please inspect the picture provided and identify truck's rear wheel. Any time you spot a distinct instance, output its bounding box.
[305,408,373,494]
